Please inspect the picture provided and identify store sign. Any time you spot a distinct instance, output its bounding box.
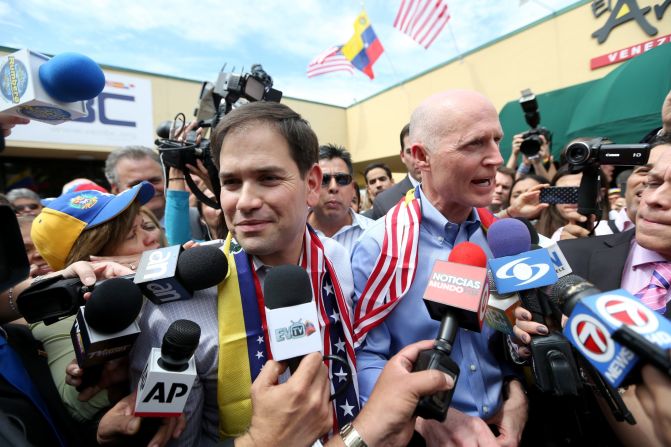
[592,0,670,44]
[8,72,153,148]
[590,32,671,68]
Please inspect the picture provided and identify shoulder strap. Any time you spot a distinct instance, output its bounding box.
[607,220,621,234]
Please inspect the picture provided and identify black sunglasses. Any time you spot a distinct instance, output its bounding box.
[14,203,40,212]
[322,173,352,187]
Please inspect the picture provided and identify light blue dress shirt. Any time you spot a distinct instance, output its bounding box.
[351,186,517,419]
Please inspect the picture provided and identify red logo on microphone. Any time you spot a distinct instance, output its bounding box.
[596,295,659,334]
[569,314,615,363]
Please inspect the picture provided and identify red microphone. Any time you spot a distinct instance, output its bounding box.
[422,241,489,332]
[413,242,490,421]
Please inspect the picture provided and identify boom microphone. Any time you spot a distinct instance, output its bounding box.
[134,320,201,417]
[413,242,489,421]
[0,49,105,124]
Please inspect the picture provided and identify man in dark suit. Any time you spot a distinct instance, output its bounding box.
[514,137,671,446]
[370,123,423,219]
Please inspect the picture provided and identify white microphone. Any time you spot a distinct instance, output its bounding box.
[134,320,201,417]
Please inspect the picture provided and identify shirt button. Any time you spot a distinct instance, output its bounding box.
[483,405,489,414]
[437,236,444,243]
[470,364,477,372]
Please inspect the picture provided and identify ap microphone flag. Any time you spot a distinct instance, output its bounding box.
[0,49,105,124]
[135,320,201,417]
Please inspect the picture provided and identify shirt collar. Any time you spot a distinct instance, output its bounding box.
[418,185,481,244]
[630,241,668,269]
[409,175,420,188]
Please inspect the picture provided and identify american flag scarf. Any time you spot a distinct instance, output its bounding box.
[353,187,496,346]
[217,226,359,439]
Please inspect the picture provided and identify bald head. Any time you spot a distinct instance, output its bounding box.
[410,90,498,152]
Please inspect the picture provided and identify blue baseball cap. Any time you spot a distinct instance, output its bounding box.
[32,181,154,270]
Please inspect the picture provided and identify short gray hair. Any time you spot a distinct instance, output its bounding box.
[7,188,40,203]
[104,146,160,186]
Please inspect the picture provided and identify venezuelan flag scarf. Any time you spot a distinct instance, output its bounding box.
[217,226,359,439]
[353,187,497,346]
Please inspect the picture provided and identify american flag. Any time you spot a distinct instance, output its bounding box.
[393,0,451,49]
[307,46,354,78]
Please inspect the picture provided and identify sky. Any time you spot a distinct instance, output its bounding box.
[2,0,581,107]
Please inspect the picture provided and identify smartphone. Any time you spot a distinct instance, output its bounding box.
[539,186,579,205]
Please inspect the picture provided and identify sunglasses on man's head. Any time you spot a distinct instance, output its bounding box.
[321,173,352,187]
[14,203,40,212]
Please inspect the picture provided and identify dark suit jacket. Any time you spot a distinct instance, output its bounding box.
[371,175,415,220]
[557,229,635,292]
[0,324,95,446]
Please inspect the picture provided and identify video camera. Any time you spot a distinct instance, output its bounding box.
[519,89,551,158]
[155,64,282,209]
[565,137,650,222]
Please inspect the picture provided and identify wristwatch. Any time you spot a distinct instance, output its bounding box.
[339,423,367,447]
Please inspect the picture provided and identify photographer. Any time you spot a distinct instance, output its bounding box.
[507,131,557,181]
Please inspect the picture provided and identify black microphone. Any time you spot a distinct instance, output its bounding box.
[17,245,228,323]
[70,277,143,390]
[135,320,201,417]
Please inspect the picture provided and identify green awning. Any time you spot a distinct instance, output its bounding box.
[499,43,671,162]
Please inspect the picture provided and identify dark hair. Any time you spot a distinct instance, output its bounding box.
[319,144,353,175]
[210,102,318,178]
[496,166,516,180]
[352,180,361,208]
[651,131,671,147]
[364,162,392,181]
[399,123,410,152]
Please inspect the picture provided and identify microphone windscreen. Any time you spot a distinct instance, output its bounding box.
[176,246,228,290]
[263,265,312,309]
[38,52,105,102]
[514,217,539,245]
[156,120,173,139]
[161,319,201,362]
[548,274,592,308]
[486,219,531,258]
[85,278,143,333]
[448,241,487,268]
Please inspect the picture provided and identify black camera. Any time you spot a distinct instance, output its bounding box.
[154,64,282,210]
[519,89,551,158]
[565,138,650,170]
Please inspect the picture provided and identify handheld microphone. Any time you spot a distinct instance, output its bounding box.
[70,277,143,390]
[264,265,322,372]
[133,245,228,304]
[413,242,489,421]
[488,219,580,395]
[17,245,229,323]
[553,275,671,387]
[134,320,200,417]
[0,49,105,124]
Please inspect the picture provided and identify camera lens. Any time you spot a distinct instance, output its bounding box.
[520,135,542,157]
[566,142,591,165]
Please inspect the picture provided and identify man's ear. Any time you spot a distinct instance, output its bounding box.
[306,163,322,207]
[412,144,430,171]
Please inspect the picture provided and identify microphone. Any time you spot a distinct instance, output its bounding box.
[17,245,229,323]
[70,277,143,389]
[488,219,580,395]
[553,275,671,387]
[133,245,228,304]
[413,242,489,421]
[485,270,521,336]
[134,320,201,417]
[264,265,322,372]
[0,49,105,124]
[537,233,574,278]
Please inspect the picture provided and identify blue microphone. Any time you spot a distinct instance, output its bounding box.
[38,52,105,102]
[0,49,105,124]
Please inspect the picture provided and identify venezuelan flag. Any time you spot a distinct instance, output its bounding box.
[341,11,384,79]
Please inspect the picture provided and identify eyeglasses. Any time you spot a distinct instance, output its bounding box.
[321,173,352,187]
[14,203,40,213]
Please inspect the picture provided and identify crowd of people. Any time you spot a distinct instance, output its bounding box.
[0,86,670,447]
